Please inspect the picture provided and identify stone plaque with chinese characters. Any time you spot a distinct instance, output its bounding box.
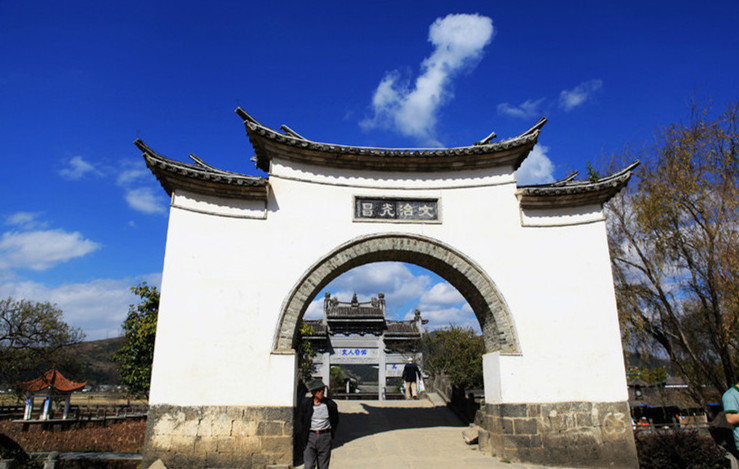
[332,347,379,364]
[355,198,439,222]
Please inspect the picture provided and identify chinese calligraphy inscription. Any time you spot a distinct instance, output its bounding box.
[355,198,439,222]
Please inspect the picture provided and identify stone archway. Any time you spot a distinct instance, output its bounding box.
[273,232,519,355]
[138,109,640,468]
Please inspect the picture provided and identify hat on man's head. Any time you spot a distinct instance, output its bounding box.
[307,378,326,392]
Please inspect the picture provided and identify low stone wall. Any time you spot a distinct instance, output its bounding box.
[426,373,452,403]
[142,405,292,469]
[479,401,638,468]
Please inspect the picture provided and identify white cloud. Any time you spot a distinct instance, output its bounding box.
[559,79,603,111]
[4,212,47,230]
[362,13,494,145]
[326,262,431,307]
[419,282,465,308]
[405,305,479,332]
[0,229,101,271]
[303,298,324,320]
[303,262,432,320]
[0,273,161,340]
[57,155,166,216]
[124,188,167,214]
[515,144,555,185]
[497,98,545,119]
[116,168,149,186]
[59,156,99,180]
[116,165,167,215]
[414,282,477,331]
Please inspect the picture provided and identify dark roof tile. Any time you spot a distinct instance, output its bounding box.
[236,107,542,173]
[135,139,269,200]
[517,162,639,209]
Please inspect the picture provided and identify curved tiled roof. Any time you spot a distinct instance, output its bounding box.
[327,306,385,319]
[517,162,639,209]
[135,110,637,211]
[302,320,327,337]
[135,139,269,200]
[302,319,421,339]
[385,321,422,337]
[20,369,87,394]
[236,108,544,173]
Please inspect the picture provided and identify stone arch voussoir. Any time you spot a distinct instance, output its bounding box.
[273,233,520,355]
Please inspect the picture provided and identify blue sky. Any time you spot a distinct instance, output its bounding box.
[1,1,737,340]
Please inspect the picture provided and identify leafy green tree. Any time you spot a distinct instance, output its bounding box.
[586,160,601,182]
[295,320,315,382]
[423,325,484,390]
[627,366,668,383]
[607,100,739,404]
[113,283,159,398]
[0,297,84,388]
[329,366,346,393]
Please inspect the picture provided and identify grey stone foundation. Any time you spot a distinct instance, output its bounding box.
[142,405,293,469]
[479,401,638,468]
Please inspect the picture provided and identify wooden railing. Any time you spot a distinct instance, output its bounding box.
[8,404,148,430]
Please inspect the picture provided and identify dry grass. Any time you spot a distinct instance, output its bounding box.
[69,393,147,406]
[0,393,147,454]
[0,419,146,453]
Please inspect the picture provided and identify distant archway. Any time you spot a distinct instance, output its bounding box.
[274,232,519,355]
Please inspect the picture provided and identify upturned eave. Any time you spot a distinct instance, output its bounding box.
[517,162,639,209]
[135,139,269,200]
[20,369,87,394]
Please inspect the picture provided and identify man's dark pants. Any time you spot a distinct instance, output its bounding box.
[303,431,332,469]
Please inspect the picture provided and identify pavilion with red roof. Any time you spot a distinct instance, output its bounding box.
[19,368,87,420]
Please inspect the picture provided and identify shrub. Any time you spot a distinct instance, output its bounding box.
[635,429,728,469]
[422,326,484,390]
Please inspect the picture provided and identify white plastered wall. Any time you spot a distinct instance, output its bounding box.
[483,209,627,404]
[148,157,628,408]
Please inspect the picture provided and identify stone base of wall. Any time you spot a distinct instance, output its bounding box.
[479,401,638,468]
[142,405,293,469]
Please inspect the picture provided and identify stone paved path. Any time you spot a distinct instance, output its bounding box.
[297,394,578,469]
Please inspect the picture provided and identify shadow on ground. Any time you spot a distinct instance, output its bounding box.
[332,402,466,449]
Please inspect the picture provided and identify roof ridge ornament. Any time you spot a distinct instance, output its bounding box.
[552,171,579,186]
[478,130,497,145]
[235,107,263,126]
[521,117,548,137]
[187,153,245,177]
[279,124,309,141]
[606,160,640,179]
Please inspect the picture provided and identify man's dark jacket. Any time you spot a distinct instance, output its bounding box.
[299,396,339,447]
[402,363,421,382]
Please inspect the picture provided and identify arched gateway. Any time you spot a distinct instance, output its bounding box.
[137,109,639,468]
[275,232,518,355]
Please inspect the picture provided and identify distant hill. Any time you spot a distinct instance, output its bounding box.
[67,336,125,386]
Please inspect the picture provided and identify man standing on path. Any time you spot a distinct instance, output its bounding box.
[402,358,421,400]
[300,378,339,469]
